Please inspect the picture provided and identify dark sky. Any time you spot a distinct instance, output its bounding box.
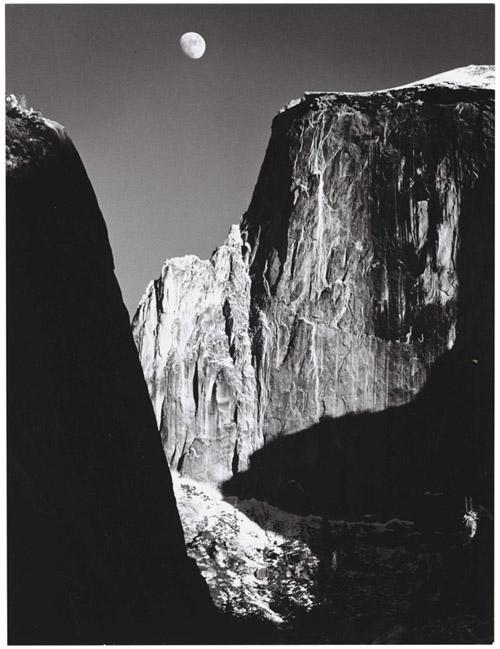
[6,4,494,315]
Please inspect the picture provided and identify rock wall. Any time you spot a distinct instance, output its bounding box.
[132,66,494,485]
[133,225,260,483]
[7,97,217,643]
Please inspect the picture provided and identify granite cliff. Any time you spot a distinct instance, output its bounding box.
[133,66,494,498]
[7,96,218,643]
[134,225,258,483]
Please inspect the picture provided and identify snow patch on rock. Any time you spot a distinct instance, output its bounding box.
[281,65,494,113]
[172,472,321,623]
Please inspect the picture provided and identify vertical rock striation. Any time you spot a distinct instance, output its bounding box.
[132,66,494,486]
[133,225,260,482]
[241,65,493,442]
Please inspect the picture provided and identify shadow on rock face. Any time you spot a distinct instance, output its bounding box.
[219,119,494,644]
[221,343,493,643]
[223,161,494,526]
[223,345,492,523]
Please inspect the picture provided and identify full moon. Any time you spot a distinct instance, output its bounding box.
[180,32,206,59]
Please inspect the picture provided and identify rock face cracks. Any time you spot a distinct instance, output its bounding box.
[133,225,259,482]
[132,66,494,485]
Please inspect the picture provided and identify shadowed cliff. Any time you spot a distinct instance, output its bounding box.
[223,154,493,521]
[220,291,494,642]
[222,346,492,522]
[7,101,219,644]
[220,160,493,641]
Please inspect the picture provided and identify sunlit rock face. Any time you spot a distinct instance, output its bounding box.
[133,66,494,484]
[133,225,260,482]
[242,66,494,441]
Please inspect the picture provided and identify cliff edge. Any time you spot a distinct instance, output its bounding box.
[132,66,494,500]
[7,96,217,643]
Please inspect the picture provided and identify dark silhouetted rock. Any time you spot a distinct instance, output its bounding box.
[7,98,218,644]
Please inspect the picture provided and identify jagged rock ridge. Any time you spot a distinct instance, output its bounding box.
[132,66,494,485]
[134,225,259,482]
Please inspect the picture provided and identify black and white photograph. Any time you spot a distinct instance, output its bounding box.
[5,2,495,644]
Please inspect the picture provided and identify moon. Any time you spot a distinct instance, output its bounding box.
[180,32,206,60]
